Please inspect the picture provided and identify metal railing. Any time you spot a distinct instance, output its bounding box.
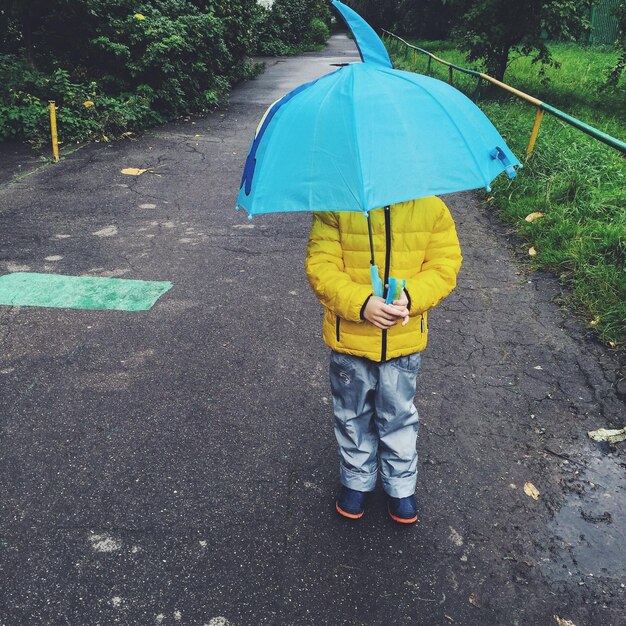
[382,30,626,157]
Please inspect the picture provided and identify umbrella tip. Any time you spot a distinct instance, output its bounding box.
[485,185,492,193]
[248,214,253,221]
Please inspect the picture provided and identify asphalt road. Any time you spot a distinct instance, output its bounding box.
[1,35,625,626]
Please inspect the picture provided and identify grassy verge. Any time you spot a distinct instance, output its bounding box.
[391,41,626,348]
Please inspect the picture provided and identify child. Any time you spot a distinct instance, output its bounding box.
[305,197,462,523]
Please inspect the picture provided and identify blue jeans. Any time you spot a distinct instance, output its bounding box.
[329,350,421,498]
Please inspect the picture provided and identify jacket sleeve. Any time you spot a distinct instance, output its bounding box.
[305,212,373,322]
[404,201,462,316]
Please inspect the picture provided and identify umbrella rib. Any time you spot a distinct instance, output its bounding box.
[316,147,363,210]
[309,70,362,211]
[350,68,369,213]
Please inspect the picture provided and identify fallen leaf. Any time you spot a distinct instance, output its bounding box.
[524,482,540,500]
[102,135,109,142]
[528,247,537,256]
[134,13,146,20]
[525,211,544,222]
[83,100,94,108]
[554,617,576,626]
[120,168,147,176]
[469,593,480,608]
[587,427,626,444]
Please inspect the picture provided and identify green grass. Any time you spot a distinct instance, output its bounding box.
[390,40,626,347]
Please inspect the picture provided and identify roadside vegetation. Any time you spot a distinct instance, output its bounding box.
[391,41,625,347]
[0,0,330,148]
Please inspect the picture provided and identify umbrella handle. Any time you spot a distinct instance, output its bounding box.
[385,278,406,305]
[370,265,384,297]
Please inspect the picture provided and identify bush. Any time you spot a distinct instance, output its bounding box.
[0,0,330,146]
[251,0,330,55]
[308,18,330,45]
[0,54,165,146]
[0,0,258,146]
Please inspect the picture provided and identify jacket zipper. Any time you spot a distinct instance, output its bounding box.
[336,316,340,342]
[381,206,391,362]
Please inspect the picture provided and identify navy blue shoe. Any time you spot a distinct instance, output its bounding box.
[336,486,367,519]
[387,494,418,524]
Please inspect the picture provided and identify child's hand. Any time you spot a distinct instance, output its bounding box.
[364,296,409,330]
[392,289,410,327]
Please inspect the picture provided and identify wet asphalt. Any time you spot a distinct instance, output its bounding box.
[1,35,625,626]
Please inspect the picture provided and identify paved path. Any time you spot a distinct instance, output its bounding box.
[1,35,625,626]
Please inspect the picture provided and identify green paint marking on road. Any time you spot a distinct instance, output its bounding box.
[0,273,172,311]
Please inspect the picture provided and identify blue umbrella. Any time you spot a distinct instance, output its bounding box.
[236,0,520,296]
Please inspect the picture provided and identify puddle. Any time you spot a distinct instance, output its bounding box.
[542,446,626,582]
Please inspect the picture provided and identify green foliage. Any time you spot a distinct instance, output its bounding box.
[485,103,626,346]
[0,57,47,142]
[308,18,331,45]
[0,0,258,145]
[252,0,330,55]
[343,1,453,39]
[343,0,401,33]
[0,0,331,145]
[271,0,311,45]
[253,5,294,56]
[448,0,593,81]
[391,39,626,346]
[338,0,450,39]
[393,40,624,122]
[395,0,454,39]
[0,54,163,145]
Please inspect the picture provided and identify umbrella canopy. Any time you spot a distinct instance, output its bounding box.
[236,1,520,218]
[237,62,520,217]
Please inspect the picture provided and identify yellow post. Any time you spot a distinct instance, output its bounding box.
[413,49,417,64]
[448,66,453,85]
[527,108,544,156]
[48,101,59,162]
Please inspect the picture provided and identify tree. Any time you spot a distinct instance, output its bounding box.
[396,0,455,39]
[343,0,401,33]
[449,0,593,82]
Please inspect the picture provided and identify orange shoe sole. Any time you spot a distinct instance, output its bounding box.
[336,501,364,519]
[388,508,418,524]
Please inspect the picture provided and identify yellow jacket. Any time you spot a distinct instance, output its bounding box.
[305,196,462,362]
